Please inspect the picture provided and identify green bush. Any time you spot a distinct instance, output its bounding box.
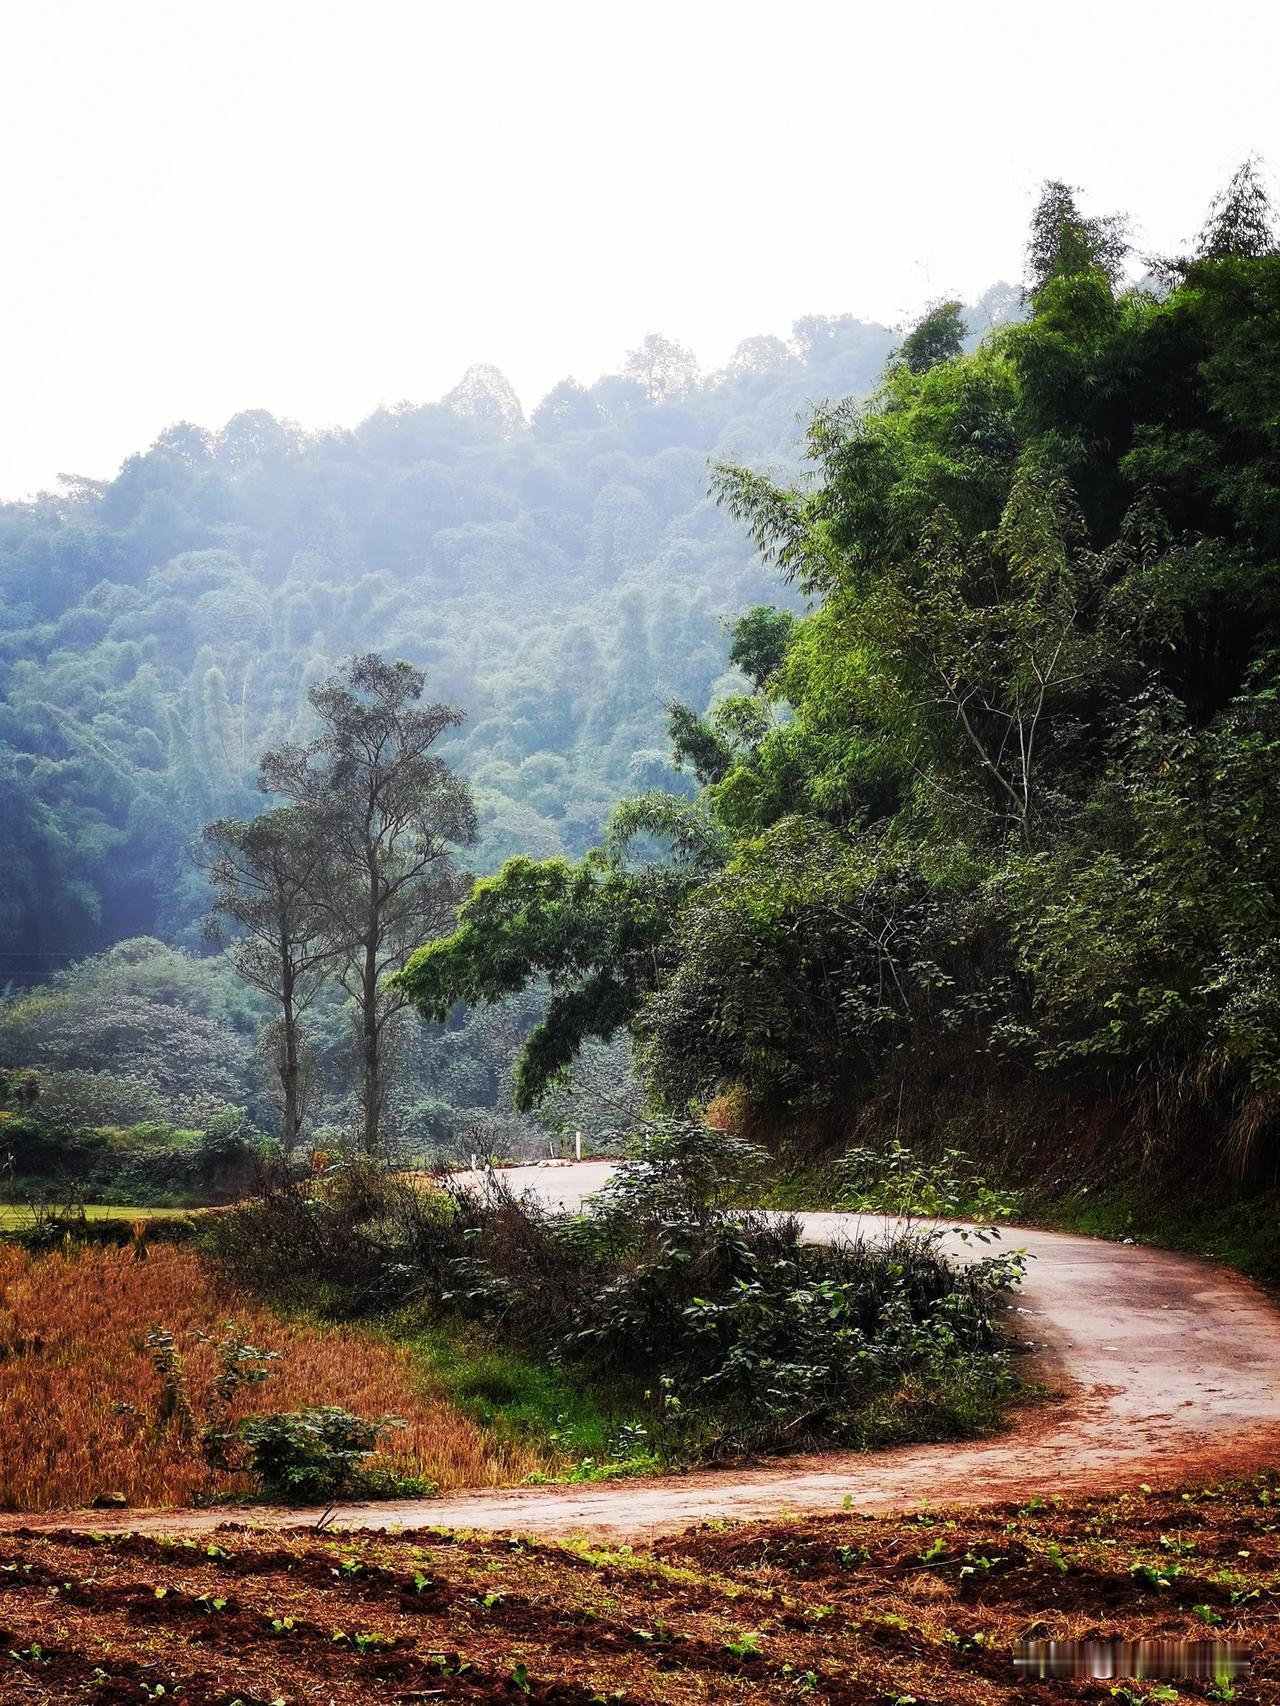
[0,1104,261,1207]
[230,1406,424,1502]
[835,1140,1020,1227]
[3,1212,205,1253]
[209,1123,1024,1461]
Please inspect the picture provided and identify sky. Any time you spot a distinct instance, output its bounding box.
[0,0,1276,499]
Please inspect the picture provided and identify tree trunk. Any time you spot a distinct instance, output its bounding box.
[280,970,301,1159]
[361,941,380,1155]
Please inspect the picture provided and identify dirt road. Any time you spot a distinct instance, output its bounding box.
[9,1163,1280,1541]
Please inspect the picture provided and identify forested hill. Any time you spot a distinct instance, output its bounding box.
[0,288,1012,985]
[402,170,1280,1189]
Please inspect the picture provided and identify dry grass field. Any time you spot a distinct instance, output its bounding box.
[0,1477,1276,1703]
[0,1243,544,1511]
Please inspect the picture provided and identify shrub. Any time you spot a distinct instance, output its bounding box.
[0,1069,39,1109]
[434,1187,1021,1458]
[0,1103,261,1208]
[834,1140,1020,1228]
[28,1070,169,1131]
[209,1120,1024,1460]
[230,1406,419,1502]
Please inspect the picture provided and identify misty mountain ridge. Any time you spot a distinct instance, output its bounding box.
[0,283,1019,976]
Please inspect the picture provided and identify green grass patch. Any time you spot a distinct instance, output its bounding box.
[1029,1184,1280,1290]
[397,1317,659,1481]
[0,1202,202,1228]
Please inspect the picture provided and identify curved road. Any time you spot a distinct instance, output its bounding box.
[9,1162,1280,1541]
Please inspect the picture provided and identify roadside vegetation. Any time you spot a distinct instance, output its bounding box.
[2,1473,1276,1703]
[1029,1183,1280,1292]
[402,167,1280,1209]
[0,1125,1026,1513]
[0,1242,544,1513]
[203,1123,1026,1471]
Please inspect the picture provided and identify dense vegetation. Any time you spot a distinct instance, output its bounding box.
[404,167,1280,1189]
[0,294,1016,1154]
[203,1123,1023,1465]
[8,167,1279,1200]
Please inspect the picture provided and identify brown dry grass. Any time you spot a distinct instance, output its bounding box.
[0,1243,544,1512]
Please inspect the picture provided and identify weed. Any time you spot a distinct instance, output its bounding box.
[724,1631,765,1661]
[1132,1561,1181,1589]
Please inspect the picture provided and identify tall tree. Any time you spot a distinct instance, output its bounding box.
[201,807,335,1154]
[1197,157,1276,260]
[896,300,966,374]
[623,333,700,404]
[1024,179,1128,297]
[260,656,477,1154]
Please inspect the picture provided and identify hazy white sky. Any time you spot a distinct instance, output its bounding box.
[1,0,1275,498]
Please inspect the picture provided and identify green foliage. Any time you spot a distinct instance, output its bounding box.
[197,1326,281,1469]
[253,654,478,1154]
[1196,157,1276,262]
[443,1131,1020,1458]
[666,702,733,785]
[896,301,967,375]
[834,1141,1020,1227]
[144,1327,195,1437]
[637,821,973,1114]
[1003,674,1280,1165]
[1024,179,1129,297]
[397,852,685,1108]
[0,1069,39,1108]
[11,170,1280,1193]
[229,1406,414,1503]
[211,1121,1021,1462]
[405,170,1280,1184]
[727,604,796,689]
[0,1097,260,1207]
